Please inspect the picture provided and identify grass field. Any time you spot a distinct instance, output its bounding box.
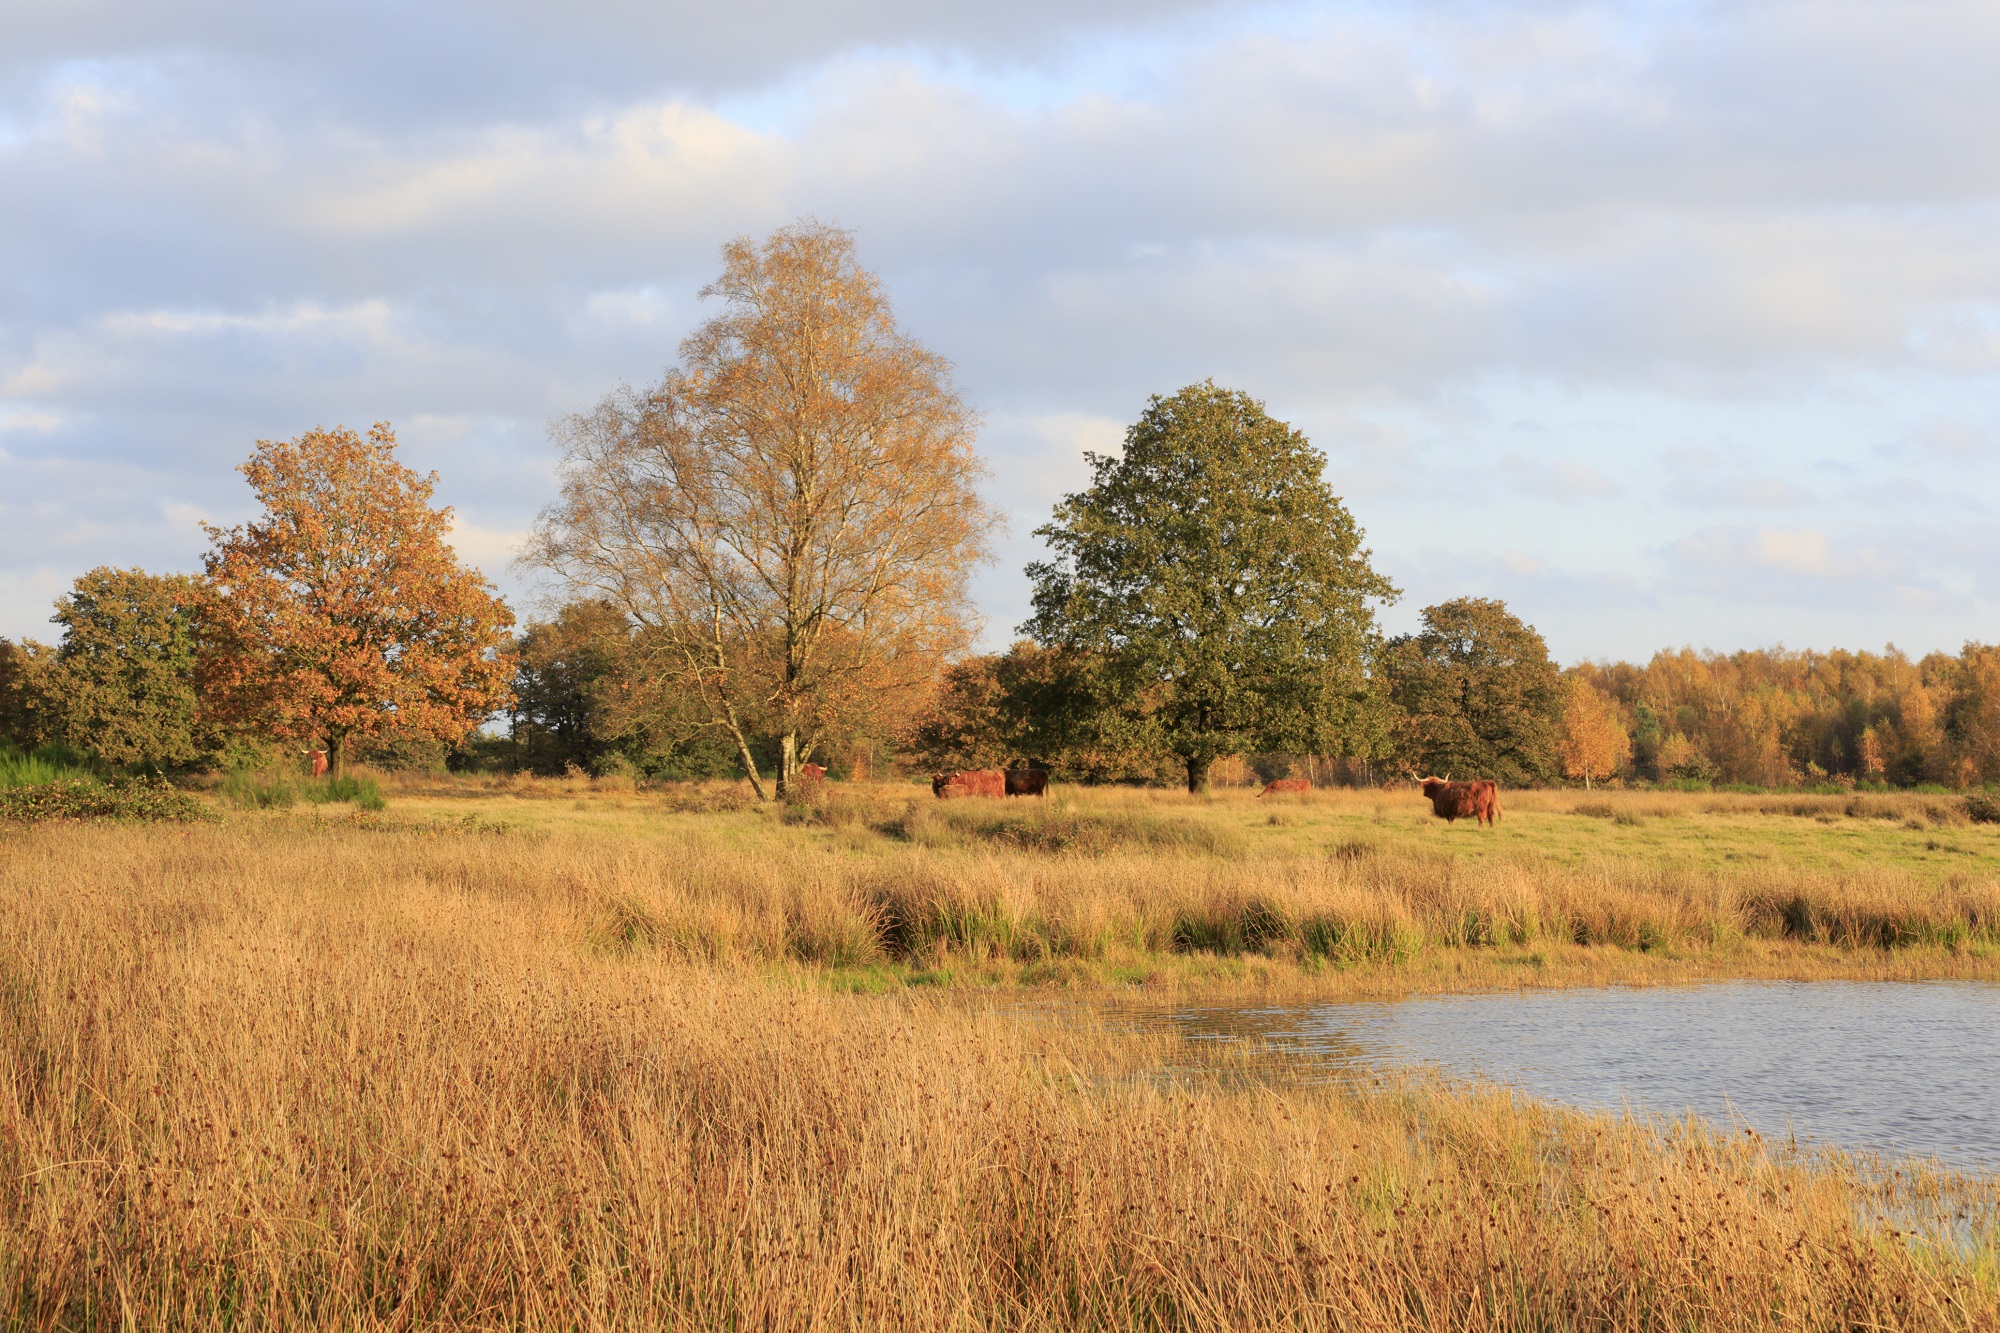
[179,775,2000,994]
[4,778,1998,1328]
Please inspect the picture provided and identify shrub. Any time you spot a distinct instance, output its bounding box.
[1964,793,2000,824]
[0,776,214,823]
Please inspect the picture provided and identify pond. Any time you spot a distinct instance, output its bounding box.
[1112,980,2000,1173]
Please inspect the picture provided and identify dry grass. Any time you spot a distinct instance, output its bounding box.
[20,786,1996,996]
[3,836,1996,1330]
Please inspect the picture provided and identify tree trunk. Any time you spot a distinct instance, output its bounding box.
[331,732,346,782]
[720,714,767,801]
[777,732,799,802]
[1185,753,1211,796]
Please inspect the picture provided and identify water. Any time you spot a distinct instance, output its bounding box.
[1130,981,2000,1172]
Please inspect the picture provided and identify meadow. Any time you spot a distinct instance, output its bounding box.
[186,774,2000,993]
[4,778,1999,1328]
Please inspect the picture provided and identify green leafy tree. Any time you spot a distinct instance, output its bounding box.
[1023,382,1397,793]
[38,567,217,770]
[510,600,630,775]
[1381,597,1562,785]
[0,638,51,750]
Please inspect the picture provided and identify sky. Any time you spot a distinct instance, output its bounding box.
[4,0,1999,664]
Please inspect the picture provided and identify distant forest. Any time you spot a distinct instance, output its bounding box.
[6,574,1997,793]
[1571,644,2000,791]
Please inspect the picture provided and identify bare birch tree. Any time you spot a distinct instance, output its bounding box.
[525,221,997,798]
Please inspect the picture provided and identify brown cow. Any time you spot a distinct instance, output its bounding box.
[1418,776,1500,827]
[1259,777,1309,797]
[1004,767,1049,797]
[308,749,329,778]
[799,762,826,784]
[932,769,1006,799]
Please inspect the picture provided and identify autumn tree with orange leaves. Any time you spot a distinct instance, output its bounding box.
[200,424,514,778]
[527,221,998,799]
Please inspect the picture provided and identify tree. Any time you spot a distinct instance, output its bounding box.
[1023,382,1397,794]
[526,221,998,800]
[510,600,630,775]
[1558,675,1630,789]
[200,423,515,778]
[1381,597,1562,785]
[38,567,216,770]
[905,654,1012,774]
[0,638,51,751]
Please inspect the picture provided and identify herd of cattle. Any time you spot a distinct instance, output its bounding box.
[921,766,1501,826]
[304,748,1500,825]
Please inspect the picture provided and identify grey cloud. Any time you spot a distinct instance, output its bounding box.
[0,0,1241,127]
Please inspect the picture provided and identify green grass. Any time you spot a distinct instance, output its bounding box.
[0,743,94,788]
[363,779,2000,883]
[223,768,387,811]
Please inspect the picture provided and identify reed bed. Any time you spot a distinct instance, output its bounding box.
[3,841,1995,1330]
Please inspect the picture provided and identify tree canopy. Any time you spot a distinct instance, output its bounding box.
[1558,675,1630,790]
[200,423,515,776]
[39,567,216,771]
[1023,382,1396,793]
[1381,597,1562,785]
[527,220,998,799]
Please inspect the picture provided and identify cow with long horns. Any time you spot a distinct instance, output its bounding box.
[1418,776,1499,827]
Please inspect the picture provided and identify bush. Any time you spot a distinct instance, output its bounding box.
[1964,793,2000,825]
[353,735,449,773]
[0,776,214,823]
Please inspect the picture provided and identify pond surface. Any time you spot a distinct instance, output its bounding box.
[1123,981,2000,1172]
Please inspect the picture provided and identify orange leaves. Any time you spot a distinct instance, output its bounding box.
[528,221,998,797]
[200,423,514,772]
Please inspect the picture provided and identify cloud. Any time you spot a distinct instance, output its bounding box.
[1663,523,1953,612]
[1501,455,1618,500]
[6,0,2000,656]
[1661,448,1810,507]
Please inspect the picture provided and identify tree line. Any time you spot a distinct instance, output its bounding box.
[3,219,1995,794]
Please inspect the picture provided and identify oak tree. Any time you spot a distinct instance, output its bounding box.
[527,221,998,799]
[200,424,515,777]
[39,567,217,770]
[1023,382,1396,794]
[1380,597,1562,785]
[509,600,630,776]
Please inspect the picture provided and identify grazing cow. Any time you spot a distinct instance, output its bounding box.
[1418,776,1500,827]
[932,769,1006,799]
[1259,777,1310,797]
[798,762,826,785]
[1004,767,1050,797]
[308,749,329,778]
